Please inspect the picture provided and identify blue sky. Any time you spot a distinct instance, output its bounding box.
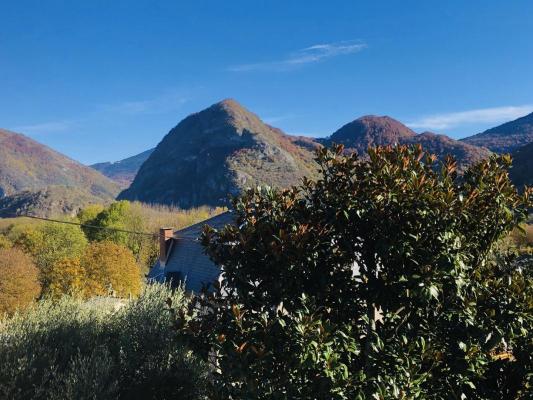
[1,1,532,164]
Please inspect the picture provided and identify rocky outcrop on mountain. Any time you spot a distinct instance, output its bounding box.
[0,185,114,218]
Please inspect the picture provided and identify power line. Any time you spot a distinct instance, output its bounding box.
[2,213,159,237]
[1,213,203,241]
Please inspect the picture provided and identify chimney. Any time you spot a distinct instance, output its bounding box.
[159,228,174,265]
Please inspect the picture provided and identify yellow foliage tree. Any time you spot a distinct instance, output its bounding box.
[45,258,85,299]
[0,248,41,315]
[10,221,87,291]
[81,241,142,298]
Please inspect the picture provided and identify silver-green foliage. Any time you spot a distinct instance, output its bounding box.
[0,284,208,400]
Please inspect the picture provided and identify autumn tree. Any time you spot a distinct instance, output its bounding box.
[82,201,132,243]
[77,203,105,225]
[82,201,154,267]
[0,248,41,315]
[12,221,87,290]
[44,258,85,299]
[185,145,532,399]
[81,241,142,298]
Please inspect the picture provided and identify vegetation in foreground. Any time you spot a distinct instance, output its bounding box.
[0,284,208,400]
[0,145,531,399]
[179,145,533,399]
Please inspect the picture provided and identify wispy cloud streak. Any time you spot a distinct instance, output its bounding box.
[262,114,297,124]
[407,105,533,130]
[101,92,188,115]
[13,120,75,134]
[229,40,366,72]
[12,91,189,135]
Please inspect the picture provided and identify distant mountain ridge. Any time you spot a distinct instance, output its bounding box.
[0,128,120,217]
[402,131,491,169]
[118,99,319,207]
[321,116,491,169]
[0,128,119,198]
[460,112,533,153]
[91,148,154,188]
[2,101,531,214]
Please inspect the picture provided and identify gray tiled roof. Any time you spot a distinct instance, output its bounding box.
[174,211,235,239]
[148,211,234,293]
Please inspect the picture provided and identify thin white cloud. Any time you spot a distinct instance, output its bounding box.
[262,114,297,124]
[229,40,366,72]
[13,120,74,134]
[408,105,533,130]
[11,91,189,135]
[101,92,188,115]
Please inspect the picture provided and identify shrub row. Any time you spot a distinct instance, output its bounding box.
[0,284,208,400]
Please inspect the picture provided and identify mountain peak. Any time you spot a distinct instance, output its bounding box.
[208,98,254,119]
[181,98,266,137]
[356,115,401,123]
[325,114,416,153]
[214,98,244,110]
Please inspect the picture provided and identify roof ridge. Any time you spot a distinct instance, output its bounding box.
[174,211,233,238]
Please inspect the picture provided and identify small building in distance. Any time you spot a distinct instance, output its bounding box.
[148,211,233,292]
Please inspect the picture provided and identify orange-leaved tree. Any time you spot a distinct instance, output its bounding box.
[0,248,41,315]
[81,241,142,298]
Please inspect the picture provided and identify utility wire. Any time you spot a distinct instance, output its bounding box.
[1,213,201,241]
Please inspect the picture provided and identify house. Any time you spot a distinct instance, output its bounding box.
[148,211,234,292]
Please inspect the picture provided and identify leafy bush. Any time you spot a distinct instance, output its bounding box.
[0,284,208,400]
[185,145,532,399]
[81,241,142,298]
[0,248,41,315]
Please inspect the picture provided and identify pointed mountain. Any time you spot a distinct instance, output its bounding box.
[461,112,533,153]
[0,128,119,201]
[322,115,417,154]
[91,148,155,188]
[118,99,319,207]
[509,142,533,188]
[322,116,490,168]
